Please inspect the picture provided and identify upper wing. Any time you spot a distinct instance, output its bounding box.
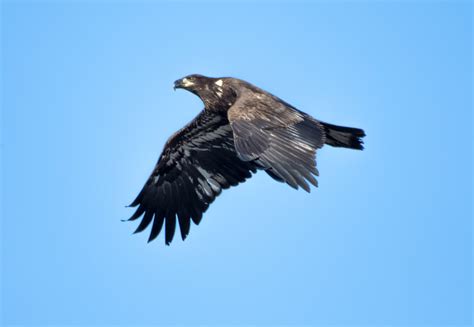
[228,90,326,192]
[128,110,257,245]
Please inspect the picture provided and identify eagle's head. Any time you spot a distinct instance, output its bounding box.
[174,74,236,111]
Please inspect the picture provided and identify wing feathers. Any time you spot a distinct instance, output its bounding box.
[228,90,325,192]
[128,110,256,244]
[129,204,145,221]
[148,213,164,243]
[134,210,154,234]
[165,214,176,245]
[177,210,191,241]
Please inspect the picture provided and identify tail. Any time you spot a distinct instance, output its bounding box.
[320,121,366,150]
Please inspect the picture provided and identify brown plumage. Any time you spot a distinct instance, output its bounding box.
[128,74,365,245]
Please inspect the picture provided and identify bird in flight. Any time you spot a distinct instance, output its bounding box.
[128,74,365,245]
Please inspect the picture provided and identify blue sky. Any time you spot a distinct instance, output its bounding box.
[1,1,472,326]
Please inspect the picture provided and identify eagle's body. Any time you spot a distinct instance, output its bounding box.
[128,75,365,244]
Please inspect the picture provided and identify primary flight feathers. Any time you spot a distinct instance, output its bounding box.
[128,74,365,245]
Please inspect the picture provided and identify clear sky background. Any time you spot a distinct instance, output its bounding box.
[1,1,472,326]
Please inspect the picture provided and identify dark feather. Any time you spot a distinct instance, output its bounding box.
[228,91,325,193]
[128,110,257,244]
[165,213,176,245]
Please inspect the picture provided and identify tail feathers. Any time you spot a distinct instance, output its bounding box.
[320,122,365,150]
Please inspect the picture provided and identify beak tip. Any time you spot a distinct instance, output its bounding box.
[173,79,182,91]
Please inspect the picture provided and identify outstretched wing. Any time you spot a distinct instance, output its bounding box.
[228,90,326,192]
[128,110,257,245]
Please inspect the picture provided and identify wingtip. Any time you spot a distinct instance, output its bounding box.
[147,232,158,243]
[126,201,138,208]
[165,233,174,246]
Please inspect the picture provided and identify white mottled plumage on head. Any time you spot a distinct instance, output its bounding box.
[182,78,194,87]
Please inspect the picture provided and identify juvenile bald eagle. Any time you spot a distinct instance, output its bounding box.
[128,74,365,245]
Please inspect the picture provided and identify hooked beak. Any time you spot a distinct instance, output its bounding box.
[173,79,183,91]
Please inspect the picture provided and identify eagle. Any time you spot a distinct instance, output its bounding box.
[128,74,365,245]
